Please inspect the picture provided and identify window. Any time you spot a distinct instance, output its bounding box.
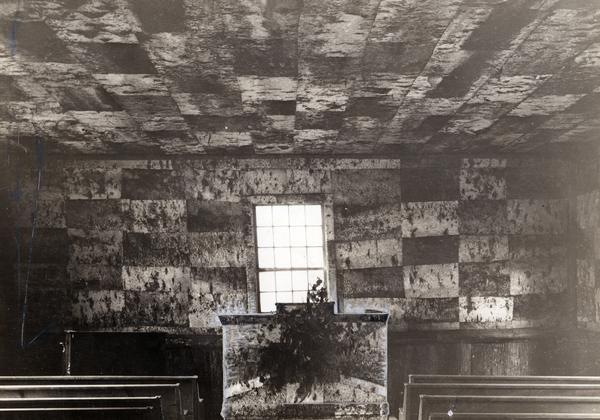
[255,204,326,312]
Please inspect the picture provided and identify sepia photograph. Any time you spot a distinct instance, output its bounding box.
[1,0,600,419]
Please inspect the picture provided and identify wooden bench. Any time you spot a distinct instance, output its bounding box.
[0,396,163,420]
[0,406,157,420]
[404,383,600,420]
[428,413,600,419]
[419,395,600,420]
[0,384,182,420]
[0,376,201,420]
[410,375,600,384]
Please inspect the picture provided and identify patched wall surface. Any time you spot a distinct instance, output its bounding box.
[2,156,572,334]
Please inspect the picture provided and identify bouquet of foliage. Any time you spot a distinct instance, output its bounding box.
[257,279,378,402]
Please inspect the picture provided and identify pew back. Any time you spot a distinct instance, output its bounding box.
[419,395,600,420]
[428,414,600,420]
[0,396,163,420]
[0,384,181,420]
[0,376,200,420]
[0,406,157,420]
[410,375,600,384]
[405,383,600,420]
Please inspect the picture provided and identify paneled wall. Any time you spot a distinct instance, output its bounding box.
[1,156,573,336]
[575,146,600,328]
[336,156,573,330]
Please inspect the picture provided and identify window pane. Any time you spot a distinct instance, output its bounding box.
[277,291,293,303]
[307,247,324,267]
[276,271,292,291]
[289,226,306,246]
[272,205,289,226]
[259,272,276,292]
[256,206,272,227]
[306,226,323,247]
[290,247,307,268]
[258,248,275,268]
[289,205,306,226]
[273,226,290,247]
[292,270,308,290]
[293,291,307,303]
[256,227,274,247]
[308,269,324,288]
[305,205,322,225]
[260,292,277,312]
[274,247,291,268]
[256,204,326,304]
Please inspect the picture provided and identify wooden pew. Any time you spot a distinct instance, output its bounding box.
[410,374,600,384]
[0,384,182,420]
[0,396,163,420]
[0,406,157,420]
[419,395,600,420]
[0,376,201,420]
[428,413,600,419]
[404,383,600,420]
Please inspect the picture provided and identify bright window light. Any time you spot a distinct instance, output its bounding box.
[256,204,326,312]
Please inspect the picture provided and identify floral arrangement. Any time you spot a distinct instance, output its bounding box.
[257,279,381,402]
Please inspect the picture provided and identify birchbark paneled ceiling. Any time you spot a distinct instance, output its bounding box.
[1,0,599,155]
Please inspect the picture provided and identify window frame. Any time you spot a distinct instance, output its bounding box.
[254,203,328,312]
[244,194,337,313]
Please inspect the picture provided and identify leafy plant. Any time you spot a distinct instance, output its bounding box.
[257,279,361,402]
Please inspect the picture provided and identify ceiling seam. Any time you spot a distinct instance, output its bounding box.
[331,0,385,151]
[371,2,466,148]
[482,38,600,152]
[424,0,563,150]
[292,0,307,143]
